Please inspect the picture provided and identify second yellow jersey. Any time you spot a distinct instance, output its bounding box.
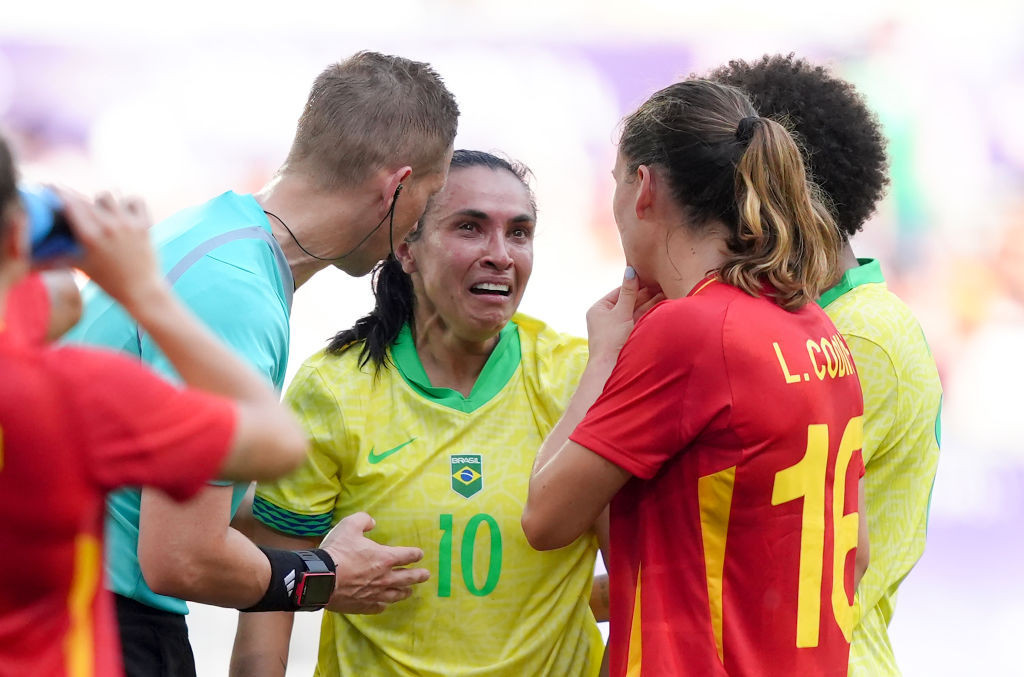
[819,259,942,677]
[254,314,602,676]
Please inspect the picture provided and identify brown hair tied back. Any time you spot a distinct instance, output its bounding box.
[619,79,840,310]
[735,116,760,144]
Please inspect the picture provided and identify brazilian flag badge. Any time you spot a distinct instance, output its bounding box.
[450,455,482,498]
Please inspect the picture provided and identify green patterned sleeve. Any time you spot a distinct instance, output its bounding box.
[254,362,346,537]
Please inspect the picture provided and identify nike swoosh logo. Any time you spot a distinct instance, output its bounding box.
[367,438,416,464]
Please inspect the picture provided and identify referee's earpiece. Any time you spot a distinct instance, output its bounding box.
[394,184,403,199]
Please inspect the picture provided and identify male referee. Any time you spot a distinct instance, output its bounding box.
[68,51,460,677]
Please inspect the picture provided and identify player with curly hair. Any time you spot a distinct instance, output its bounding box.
[712,54,943,676]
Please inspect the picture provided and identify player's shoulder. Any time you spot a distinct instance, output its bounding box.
[513,313,588,388]
[300,343,361,371]
[513,312,587,357]
[633,282,740,340]
[289,344,381,400]
[826,282,927,355]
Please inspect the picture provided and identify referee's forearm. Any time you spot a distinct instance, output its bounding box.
[141,528,271,608]
[140,486,273,608]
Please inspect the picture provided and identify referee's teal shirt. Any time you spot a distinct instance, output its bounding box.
[66,191,293,615]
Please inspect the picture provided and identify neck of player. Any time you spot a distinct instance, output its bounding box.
[411,307,500,398]
[839,241,860,275]
[656,223,730,299]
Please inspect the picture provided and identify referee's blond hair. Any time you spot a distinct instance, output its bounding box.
[284,51,460,189]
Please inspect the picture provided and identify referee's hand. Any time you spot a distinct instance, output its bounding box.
[319,512,430,615]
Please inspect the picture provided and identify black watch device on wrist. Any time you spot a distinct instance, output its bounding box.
[292,550,336,610]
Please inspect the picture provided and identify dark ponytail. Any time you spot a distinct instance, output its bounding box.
[326,148,535,371]
[326,254,415,370]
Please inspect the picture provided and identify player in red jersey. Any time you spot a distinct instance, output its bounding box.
[0,134,307,677]
[3,271,81,346]
[523,80,868,676]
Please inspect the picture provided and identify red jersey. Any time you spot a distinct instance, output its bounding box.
[4,273,50,346]
[0,310,237,677]
[571,277,864,677]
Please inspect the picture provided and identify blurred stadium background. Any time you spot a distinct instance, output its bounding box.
[3,1,1022,674]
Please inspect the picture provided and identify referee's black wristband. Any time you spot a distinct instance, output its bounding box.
[240,546,336,613]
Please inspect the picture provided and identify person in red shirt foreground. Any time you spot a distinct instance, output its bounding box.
[4,270,81,345]
[522,79,868,676]
[0,134,309,676]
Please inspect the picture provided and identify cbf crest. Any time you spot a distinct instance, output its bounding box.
[450,455,482,498]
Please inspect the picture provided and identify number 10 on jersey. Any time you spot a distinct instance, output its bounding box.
[772,416,863,647]
[438,513,503,597]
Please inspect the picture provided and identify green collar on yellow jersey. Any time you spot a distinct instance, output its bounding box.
[818,258,885,309]
[389,321,521,413]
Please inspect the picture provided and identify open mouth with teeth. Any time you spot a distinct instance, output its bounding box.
[470,283,512,297]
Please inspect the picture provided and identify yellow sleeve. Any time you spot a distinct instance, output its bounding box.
[253,362,347,536]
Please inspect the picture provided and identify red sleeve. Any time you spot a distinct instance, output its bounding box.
[51,345,238,500]
[569,299,732,479]
[4,274,50,346]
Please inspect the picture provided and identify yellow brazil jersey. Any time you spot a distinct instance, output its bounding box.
[818,259,942,677]
[254,314,603,677]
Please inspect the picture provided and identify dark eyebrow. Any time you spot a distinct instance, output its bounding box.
[448,209,535,224]
[451,209,489,220]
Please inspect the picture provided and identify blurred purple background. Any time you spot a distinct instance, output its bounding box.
[3,3,1022,673]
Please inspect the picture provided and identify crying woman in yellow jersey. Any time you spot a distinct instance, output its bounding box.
[231,150,607,677]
